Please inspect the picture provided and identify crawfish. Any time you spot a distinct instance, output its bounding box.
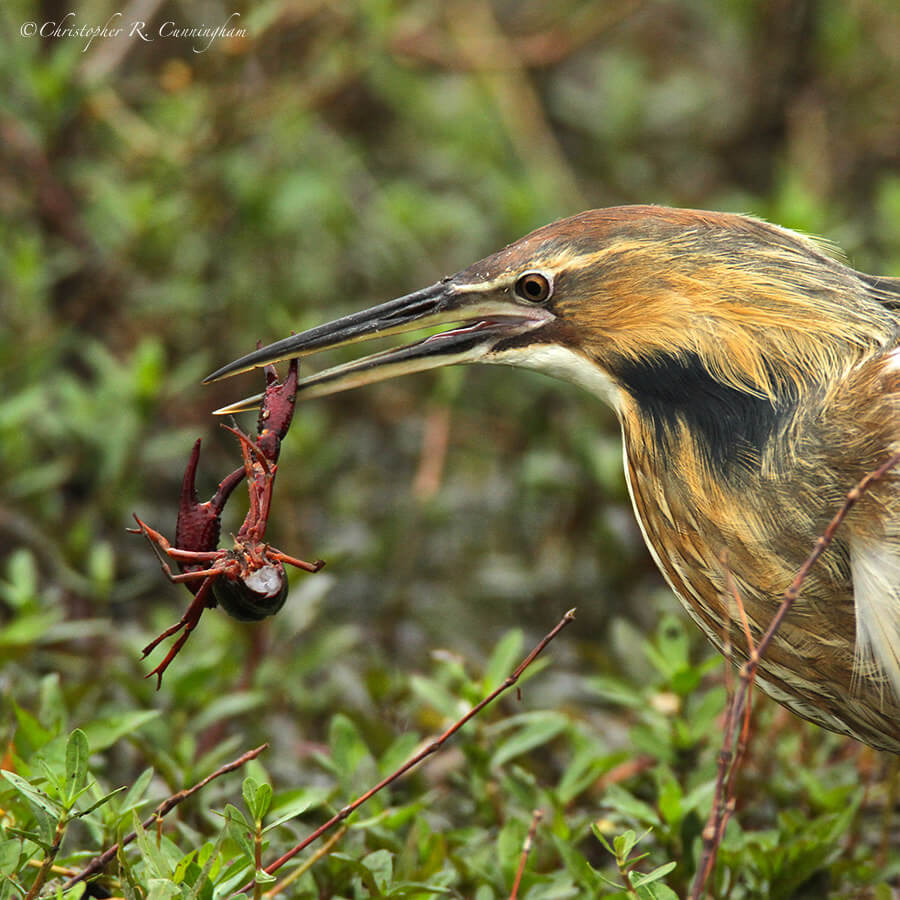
[130,358,324,686]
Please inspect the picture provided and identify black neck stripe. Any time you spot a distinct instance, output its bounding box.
[611,352,796,472]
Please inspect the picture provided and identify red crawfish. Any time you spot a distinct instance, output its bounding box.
[130,358,324,686]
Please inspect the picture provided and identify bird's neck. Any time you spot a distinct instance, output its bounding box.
[610,350,798,477]
[613,350,858,604]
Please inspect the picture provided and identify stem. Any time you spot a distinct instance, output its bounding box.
[234,609,577,895]
[689,451,900,900]
[25,817,66,900]
[253,816,264,900]
[508,809,543,900]
[63,743,268,891]
[262,826,348,898]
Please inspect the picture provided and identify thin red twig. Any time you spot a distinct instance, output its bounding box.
[508,808,544,900]
[63,744,269,891]
[234,609,577,895]
[689,451,900,900]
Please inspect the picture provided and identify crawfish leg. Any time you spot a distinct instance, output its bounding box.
[268,549,326,573]
[221,425,272,476]
[130,515,222,586]
[129,514,184,580]
[222,425,276,543]
[142,576,218,688]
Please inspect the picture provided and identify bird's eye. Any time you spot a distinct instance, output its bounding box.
[514,271,553,304]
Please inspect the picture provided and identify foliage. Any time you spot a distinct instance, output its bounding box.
[3,617,895,897]
[2,0,899,896]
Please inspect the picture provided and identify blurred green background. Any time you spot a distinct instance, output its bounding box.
[3,0,900,895]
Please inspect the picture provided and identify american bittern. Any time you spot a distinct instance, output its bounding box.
[207,206,900,753]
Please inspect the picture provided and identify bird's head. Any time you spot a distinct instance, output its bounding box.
[206,206,897,469]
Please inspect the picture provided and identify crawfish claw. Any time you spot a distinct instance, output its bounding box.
[256,358,299,461]
[173,438,245,561]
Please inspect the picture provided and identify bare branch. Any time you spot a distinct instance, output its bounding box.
[63,743,268,891]
[508,808,544,900]
[234,609,577,895]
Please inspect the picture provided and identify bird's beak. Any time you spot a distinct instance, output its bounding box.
[204,279,555,414]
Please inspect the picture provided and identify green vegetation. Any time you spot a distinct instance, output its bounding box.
[2,1,898,896]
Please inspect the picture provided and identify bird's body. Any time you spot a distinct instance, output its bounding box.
[208,206,900,752]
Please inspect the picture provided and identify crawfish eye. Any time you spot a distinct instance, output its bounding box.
[514,271,553,303]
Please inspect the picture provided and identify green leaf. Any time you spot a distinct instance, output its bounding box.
[0,840,22,877]
[613,828,647,865]
[63,882,87,900]
[0,610,63,649]
[224,805,255,862]
[172,849,199,885]
[552,832,606,891]
[0,770,62,819]
[118,767,155,817]
[242,777,260,818]
[117,825,143,900]
[64,729,90,807]
[489,711,568,768]
[262,787,329,832]
[80,710,160,753]
[12,702,54,753]
[656,769,683,828]
[87,540,115,594]
[584,675,646,709]
[38,674,67,735]
[613,829,638,861]
[185,828,230,900]
[410,674,463,720]
[632,861,677,887]
[328,714,374,790]
[192,691,266,732]
[683,685,728,741]
[482,628,524,690]
[644,615,690,682]
[604,784,662,828]
[214,855,256,898]
[5,826,54,852]
[242,777,272,821]
[146,877,181,900]
[75,785,127,818]
[36,757,65,799]
[361,848,393,892]
[222,803,252,832]
[590,823,615,855]
[132,810,171,878]
[378,732,422,776]
[253,782,272,820]
[637,880,680,900]
[0,550,38,608]
[331,852,381,894]
[558,745,629,806]
[669,667,702,696]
